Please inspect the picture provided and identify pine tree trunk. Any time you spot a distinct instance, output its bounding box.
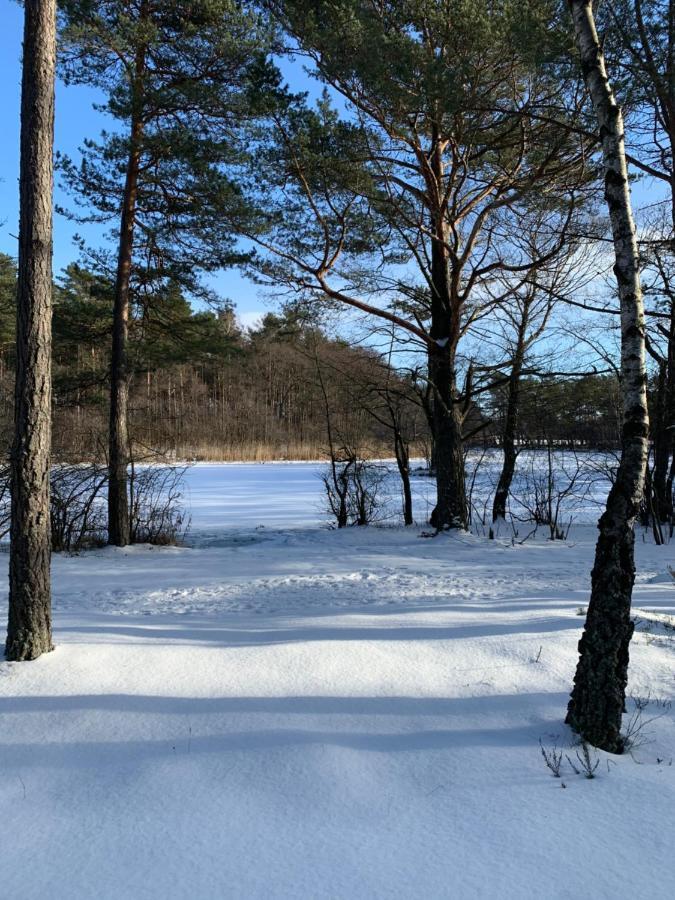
[427,134,467,530]
[6,0,56,661]
[565,0,650,753]
[108,50,145,547]
[429,341,467,529]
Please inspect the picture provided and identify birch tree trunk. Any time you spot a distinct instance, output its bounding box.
[6,0,56,661]
[565,0,650,752]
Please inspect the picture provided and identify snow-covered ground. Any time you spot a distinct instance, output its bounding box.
[1,460,674,899]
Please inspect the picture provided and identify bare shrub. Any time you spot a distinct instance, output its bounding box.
[623,693,670,751]
[321,450,386,527]
[0,458,190,550]
[566,742,600,779]
[129,463,190,545]
[539,738,563,777]
[350,459,387,525]
[322,454,352,528]
[465,447,490,533]
[510,447,590,540]
[50,463,107,551]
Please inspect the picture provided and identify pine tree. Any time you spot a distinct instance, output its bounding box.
[6,0,56,661]
[58,0,270,544]
[244,0,594,528]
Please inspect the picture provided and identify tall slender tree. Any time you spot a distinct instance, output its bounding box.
[6,0,56,661]
[58,0,269,545]
[565,0,650,752]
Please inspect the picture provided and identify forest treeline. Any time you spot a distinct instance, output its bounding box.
[0,252,623,462]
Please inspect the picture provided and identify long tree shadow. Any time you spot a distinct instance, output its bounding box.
[0,690,573,770]
[57,612,580,648]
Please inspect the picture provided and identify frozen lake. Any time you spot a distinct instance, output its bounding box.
[182,450,613,537]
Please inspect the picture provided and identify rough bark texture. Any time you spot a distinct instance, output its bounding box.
[108,46,146,548]
[427,135,467,530]
[565,0,650,752]
[6,0,56,661]
[429,341,467,530]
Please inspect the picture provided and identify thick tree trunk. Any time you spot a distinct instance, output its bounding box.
[429,342,467,529]
[6,0,56,661]
[565,0,650,753]
[427,135,467,530]
[108,52,145,547]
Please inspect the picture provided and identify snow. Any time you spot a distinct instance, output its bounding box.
[1,459,674,898]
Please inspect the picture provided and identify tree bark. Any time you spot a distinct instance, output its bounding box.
[651,362,671,523]
[427,136,467,530]
[393,428,413,525]
[429,341,467,529]
[492,312,530,523]
[108,45,146,547]
[6,0,56,661]
[565,0,650,753]
[650,303,675,524]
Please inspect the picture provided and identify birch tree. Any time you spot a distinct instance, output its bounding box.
[565,0,650,752]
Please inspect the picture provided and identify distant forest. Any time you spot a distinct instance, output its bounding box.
[0,253,622,464]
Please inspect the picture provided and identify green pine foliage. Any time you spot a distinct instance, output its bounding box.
[57,0,276,302]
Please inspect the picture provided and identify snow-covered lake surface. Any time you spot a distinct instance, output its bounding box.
[1,459,674,898]
[183,450,613,537]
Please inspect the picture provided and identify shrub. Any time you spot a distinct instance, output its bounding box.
[129,463,190,545]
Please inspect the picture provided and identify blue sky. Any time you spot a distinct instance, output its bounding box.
[1,3,108,266]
